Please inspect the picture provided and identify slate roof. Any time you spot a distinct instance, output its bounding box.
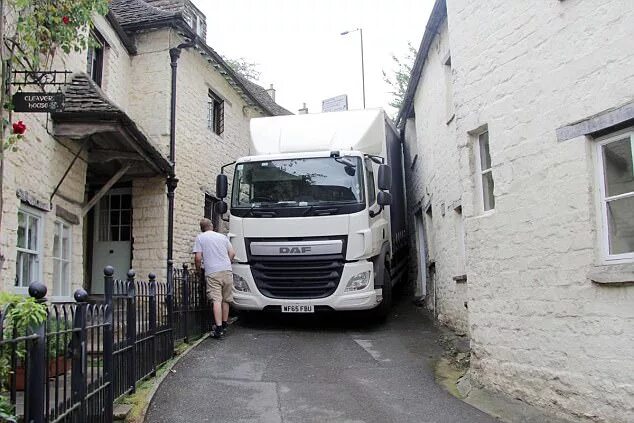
[237,76,293,116]
[52,73,173,174]
[108,0,177,29]
[107,0,292,116]
[59,73,121,114]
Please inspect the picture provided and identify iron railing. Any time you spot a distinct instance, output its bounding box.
[0,264,212,422]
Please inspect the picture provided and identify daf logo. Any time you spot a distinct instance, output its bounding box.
[280,246,312,254]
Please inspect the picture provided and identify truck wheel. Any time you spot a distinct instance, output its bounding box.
[372,266,392,321]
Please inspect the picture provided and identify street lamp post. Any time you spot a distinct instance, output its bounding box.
[341,28,366,109]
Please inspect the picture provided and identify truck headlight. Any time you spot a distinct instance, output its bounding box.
[233,274,251,292]
[345,271,371,292]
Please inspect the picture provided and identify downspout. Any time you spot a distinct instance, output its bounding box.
[166,42,192,292]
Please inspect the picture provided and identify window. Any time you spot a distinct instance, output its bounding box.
[16,208,42,288]
[98,193,132,242]
[53,221,72,297]
[454,206,466,274]
[86,32,105,86]
[424,204,434,261]
[204,194,220,231]
[597,131,634,261]
[444,53,454,122]
[476,130,495,211]
[208,90,224,135]
[365,158,376,206]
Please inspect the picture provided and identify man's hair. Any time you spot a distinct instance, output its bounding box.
[200,218,213,232]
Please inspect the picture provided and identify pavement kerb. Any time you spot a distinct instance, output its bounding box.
[134,333,210,423]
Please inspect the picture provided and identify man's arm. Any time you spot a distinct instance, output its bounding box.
[193,236,203,272]
[228,245,236,262]
[194,252,203,272]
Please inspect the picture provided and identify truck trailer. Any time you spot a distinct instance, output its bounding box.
[215,109,408,318]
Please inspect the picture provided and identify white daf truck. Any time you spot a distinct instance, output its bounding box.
[215,109,408,318]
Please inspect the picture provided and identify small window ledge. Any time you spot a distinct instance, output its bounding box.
[588,270,634,286]
[453,274,467,283]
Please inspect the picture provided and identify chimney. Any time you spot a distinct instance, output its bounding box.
[298,102,308,114]
[266,84,276,102]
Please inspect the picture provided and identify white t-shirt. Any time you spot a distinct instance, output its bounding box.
[192,231,233,274]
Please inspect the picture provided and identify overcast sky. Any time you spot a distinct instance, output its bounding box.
[193,0,433,115]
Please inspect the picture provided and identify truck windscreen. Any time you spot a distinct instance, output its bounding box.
[231,157,364,208]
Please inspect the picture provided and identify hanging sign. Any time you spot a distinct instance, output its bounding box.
[12,92,65,113]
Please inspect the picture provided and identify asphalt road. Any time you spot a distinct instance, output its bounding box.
[146,295,497,423]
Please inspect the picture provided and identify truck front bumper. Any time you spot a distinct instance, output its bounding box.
[231,260,381,311]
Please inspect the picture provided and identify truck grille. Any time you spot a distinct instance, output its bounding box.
[250,255,344,299]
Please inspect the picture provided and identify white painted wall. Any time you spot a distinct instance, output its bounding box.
[406,0,634,421]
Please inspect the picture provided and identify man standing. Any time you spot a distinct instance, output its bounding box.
[193,218,236,338]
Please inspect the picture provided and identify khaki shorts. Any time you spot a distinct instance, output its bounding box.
[205,271,234,303]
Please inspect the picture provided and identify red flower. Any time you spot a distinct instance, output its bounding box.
[12,121,26,135]
[62,16,70,25]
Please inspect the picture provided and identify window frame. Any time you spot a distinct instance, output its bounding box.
[596,129,634,263]
[207,90,225,136]
[15,206,44,292]
[86,31,105,86]
[475,129,495,213]
[52,220,72,299]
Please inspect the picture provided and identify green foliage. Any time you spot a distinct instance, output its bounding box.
[222,56,261,81]
[0,394,16,423]
[8,0,110,68]
[382,41,418,113]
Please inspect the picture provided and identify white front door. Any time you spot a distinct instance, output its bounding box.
[91,189,132,294]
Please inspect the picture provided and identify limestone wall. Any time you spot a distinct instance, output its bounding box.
[443,0,634,420]
[403,20,469,334]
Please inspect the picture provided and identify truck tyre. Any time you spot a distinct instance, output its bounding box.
[372,265,392,322]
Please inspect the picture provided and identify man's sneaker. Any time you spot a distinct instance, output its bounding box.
[211,326,223,339]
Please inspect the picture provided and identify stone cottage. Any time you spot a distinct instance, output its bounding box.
[2,0,290,299]
[398,0,633,421]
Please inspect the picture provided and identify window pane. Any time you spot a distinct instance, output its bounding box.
[110,211,120,226]
[17,212,27,248]
[479,131,491,170]
[62,262,70,296]
[120,210,131,226]
[111,227,120,242]
[62,226,71,259]
[603,136,634,198]
[110,195,120,209]
[53,223,61,258]
[27,215,38,250]
[20,252,30,286]
[120,226,131,241]
[482,172,495,211]
[607,196,634,255]
[121,194,132,209]
[53,259,61,296]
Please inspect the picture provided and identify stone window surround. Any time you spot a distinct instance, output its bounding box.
[594,128,634,265]
[558,102,634,285]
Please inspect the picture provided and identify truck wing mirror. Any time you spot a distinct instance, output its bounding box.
[378,164,392,191]
[377,191,392,206]
[216,174,228,199]
[216,200,228,215]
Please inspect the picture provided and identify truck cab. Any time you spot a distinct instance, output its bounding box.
[216,109,407,316]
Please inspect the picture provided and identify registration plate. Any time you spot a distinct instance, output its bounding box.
[281,304,314,313]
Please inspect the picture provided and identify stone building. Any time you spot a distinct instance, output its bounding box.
[398,0,634,421]
[2,0,290,299]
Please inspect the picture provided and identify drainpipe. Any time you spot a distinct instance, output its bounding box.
[167,42,192,294]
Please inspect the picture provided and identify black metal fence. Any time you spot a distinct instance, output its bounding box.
[0,264,212,422]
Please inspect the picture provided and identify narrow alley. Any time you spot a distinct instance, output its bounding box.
[146,295,497,423]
